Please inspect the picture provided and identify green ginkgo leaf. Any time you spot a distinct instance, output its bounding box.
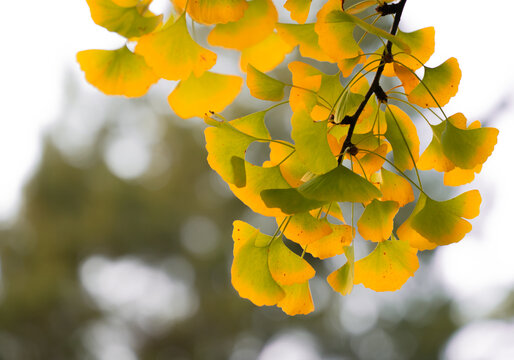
[298,166,382,203]
[327,246,354,295]
[357,199,399,242]
[246,64,286,101]
[261,188,327,214]
[384,105,420,171]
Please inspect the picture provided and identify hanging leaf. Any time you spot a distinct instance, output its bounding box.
[77,46,159,97]
[357,200,399,242]
[354,237,419,292]
[240,32,294,72]
[327,247,354,295]
[208,0,278,50]
[276,23,332,62]
[277,282,315,315]
[307,224,353,259]
[384,105,420,171]
[284,0,312,24]
[246,65,286,101]
[278,212,333,247]
[268,236,315,285]
[377,168,414,207]
[135,15,217,80]
[168,71,242,118]
[261,188,328,214]
[172,0,248,25]
[86,0,162,38]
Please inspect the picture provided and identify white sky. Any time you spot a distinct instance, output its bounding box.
[1,0,513,331]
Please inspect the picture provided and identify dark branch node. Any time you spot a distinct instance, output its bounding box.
[376,2,402,16]
[375,85,388,103]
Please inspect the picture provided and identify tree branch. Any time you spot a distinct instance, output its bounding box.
[337,0,407,165]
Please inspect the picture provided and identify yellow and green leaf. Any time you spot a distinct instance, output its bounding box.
[307,224,353,259]
[384,105,420,171]
[77,46,159,97]
[279,212,333,247]
[276,23,332,62]
[284,0,312,24]
[327,246,354,295]
[172,0,248,25]
[246,64,286,101]
[240,32,294,72]
[357,199,399,242]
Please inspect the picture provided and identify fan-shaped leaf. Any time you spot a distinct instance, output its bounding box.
[261,188,327,214]
[268,237,315,286]
[172,0,248,25]
[307,224,352,259]
[358,200,399,242]
[327,247,354,295]
[247,65,286,101]
[384,105,420,171]
[278,212,332,247]
[284,0,312,24]
[240,32,294,72]
[277,282,314,315]
[276,23,332,62]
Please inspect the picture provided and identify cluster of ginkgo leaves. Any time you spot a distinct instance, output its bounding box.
[78,0,499,315]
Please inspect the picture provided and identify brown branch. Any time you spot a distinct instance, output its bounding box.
[337,0,407,165]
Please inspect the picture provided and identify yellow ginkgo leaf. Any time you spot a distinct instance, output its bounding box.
[111,0,138,7]
[172,0,248,25]
[417,121,455,172]
[77,46,159,97]
[284,0,312,24]
[315,0,360,62]
[443,164,482,187]
[377,168,414,207]
[231,220,285,306]
[240,32,294,72]
[276,23,332,62]
[279,212,333,247]
[396,193,436,251]
[352,143,388,178]
[354,237,419,292]
[268,141,308,188]
[277,281,314,315]
[168,71,242,119]
[208,0,278,50]
[268,237,315,286]
[407,57,461,108]
[246,64,286,101]
[307,224,353,259]
[357,200,399,242]
[135,15,217,81]
[86,0,162,38]
[327,247,354,295]
[338,52,365,77]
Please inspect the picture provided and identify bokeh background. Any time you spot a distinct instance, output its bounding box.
[1,0,513,359]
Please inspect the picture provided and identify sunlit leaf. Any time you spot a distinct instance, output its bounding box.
[208,0,278,50]
[276,23,332,62]
[135,15,216,80]
[384,105,420,171]
[247,64,286,101]
[441,113,499,169]
[231,220,285,306]
[407,57,461,108]
[352,143,388,178]
[168,71,242,118]
[277,281,315,315]
[268,237,315,285]
[443,164,482,187]
[338,52,365,77]
[279,212,332,247]
[377,168,414,207]
[77,46,159,97]
[327,247,354,295]
[396,194,436,251]
[357,200,399,242]
[204,111,269,185]
[354,237,419,291]
[284,0,312,24]
[307,224,352,259]
[417,121,455,172]
[268,141,308,188]
[86,0,162,38]
[298,166,382,203]
[240,32,294,72]
[291,109,337,174]
[172,0,248,25]
[410,190,481,246]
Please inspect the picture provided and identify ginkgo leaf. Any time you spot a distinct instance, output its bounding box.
[231,220,285,306]
[315,4,361,62]
[441,113,499,169]
[135,15,217,80]
[111,0,138,6]
[345,0,376,14]
[240,32,294,72]
[443,164,482,187]
[354,237,419,291]
[407,57,461,108]
[284,0,312,23]
[298,166,382,203]
[377,168,414,207]
[86,0,162,38]
[261,188,327,214]
[327,247,354,295]
[204,111,269,185]
[307,224,353,259]
[410,190,481,246]
[279,212,332,247]
[385,105,420,171]
[230,161,292,217]
[246,65,286,101]
[310,72,344,121]
[268,237,315,286]
[394,63,418,93]
[358,200,399,242]
[338,52,365,77]
[396,193,436,251]
[417,121,455,172]
[208,0,278,50]
[172,0,248,25]
[291,109,337,174]
[276,23,332,62]
[352,143,388,178]
[168,71,242,118]
[268,141,309,188]
[277,281,314,315]
[77,46,159,97]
